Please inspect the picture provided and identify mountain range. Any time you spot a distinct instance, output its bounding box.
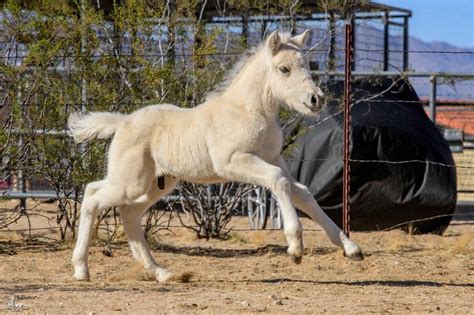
[409,37,473,74]
[401,36,473,100]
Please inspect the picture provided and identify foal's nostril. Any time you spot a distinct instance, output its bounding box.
[311,95,317,106]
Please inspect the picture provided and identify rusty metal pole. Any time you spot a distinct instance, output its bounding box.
[343,5,354,238]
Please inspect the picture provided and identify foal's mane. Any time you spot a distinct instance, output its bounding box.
[206,31,294,100]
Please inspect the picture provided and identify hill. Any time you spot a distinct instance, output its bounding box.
[408,37,473,100]
[409,37,473,74]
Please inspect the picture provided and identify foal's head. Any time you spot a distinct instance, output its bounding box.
[265,30,324,115]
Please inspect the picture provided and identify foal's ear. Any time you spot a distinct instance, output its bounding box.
[291,29,310,48]
[267,30,281,55]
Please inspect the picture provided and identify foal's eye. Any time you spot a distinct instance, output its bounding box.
[279,66,290,74]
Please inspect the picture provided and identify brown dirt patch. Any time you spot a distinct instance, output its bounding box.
[0,202,473,313]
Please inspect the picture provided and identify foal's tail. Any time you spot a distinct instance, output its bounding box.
[68,112,125,143]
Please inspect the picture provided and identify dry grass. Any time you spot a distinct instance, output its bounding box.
[450,234,473,255]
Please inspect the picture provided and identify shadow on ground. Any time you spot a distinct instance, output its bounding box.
[154,243,338,257]
[1,279,472,296]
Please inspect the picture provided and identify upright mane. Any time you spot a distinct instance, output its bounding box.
[206,31,294,100]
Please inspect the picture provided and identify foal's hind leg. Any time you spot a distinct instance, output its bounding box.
[72,180,106,280]
[72,179,151,280]
[120,176,178,282]
[276,158,363,260]
[72,131,160,280]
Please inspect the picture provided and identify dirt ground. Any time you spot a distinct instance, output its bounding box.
[0,200,473,314]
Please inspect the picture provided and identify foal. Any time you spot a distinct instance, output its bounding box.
[69,30,363,282]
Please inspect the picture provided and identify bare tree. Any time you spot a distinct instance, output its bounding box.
[177,182,252,239]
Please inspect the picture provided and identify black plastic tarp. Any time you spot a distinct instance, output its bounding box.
[287,78,456,234]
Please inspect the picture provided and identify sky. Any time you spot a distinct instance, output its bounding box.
[379,0,474,48]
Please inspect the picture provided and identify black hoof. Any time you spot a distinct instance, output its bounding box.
[290,255,302,264]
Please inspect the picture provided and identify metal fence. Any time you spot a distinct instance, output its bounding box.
[1,2,473,237]
[3,70,472,231]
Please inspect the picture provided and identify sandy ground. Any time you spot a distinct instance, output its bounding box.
[0,200,473,314]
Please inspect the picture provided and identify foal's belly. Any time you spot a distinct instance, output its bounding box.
[181,175,228,184]
[152,139,217,179]
[151,124,222,180]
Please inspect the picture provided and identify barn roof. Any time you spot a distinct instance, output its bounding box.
[433,106,474,136]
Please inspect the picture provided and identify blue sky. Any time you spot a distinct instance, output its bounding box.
[379,0,474,48]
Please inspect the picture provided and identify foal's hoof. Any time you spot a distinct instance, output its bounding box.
[343,250,365,261]
[73,270,90,281]
[343,242,364,261]
[156,269,173,283]
[290,255,302,264]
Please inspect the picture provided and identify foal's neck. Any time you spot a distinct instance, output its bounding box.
[224,50,279,119]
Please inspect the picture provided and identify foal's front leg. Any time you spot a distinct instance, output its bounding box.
[276,157,364,260]
[220,153,304,262]
[290,181,363,260]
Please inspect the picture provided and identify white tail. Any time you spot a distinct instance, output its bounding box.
[68,112,125,143]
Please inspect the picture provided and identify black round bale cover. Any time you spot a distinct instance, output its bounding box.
[287,77,456,234]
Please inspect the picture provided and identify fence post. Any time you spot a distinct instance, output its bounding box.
[402,16,409,71]
[429,75,437,123]
[328,11,336,71]
[80,0,87,116]
[351,16,356,71]
[383,11,389,71]
[343,4,354,238]
[16,77,26,212]
[242,13,249,46]
[18,137,26,213]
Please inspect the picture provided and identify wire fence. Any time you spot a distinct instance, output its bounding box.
[1,2,473,242]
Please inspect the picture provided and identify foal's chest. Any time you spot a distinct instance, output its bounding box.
[251,120,283,161]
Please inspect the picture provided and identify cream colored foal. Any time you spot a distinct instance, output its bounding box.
[69,30,363,282]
